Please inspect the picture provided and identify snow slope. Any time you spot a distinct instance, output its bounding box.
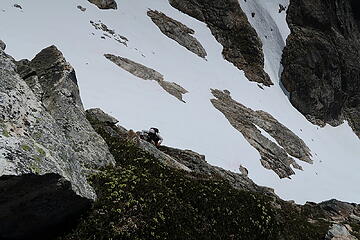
[1,0,359,204]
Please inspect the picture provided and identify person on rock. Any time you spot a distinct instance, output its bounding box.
[139,127,163,147]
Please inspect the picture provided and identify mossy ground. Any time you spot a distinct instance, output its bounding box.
[59,125,330,240]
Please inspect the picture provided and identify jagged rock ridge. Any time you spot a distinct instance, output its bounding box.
[0,45,114,239]
[211,89,312,178]
[281,0,360,138]
[147,10,207,58]
[104,53,188,102]
[169,0,272,86]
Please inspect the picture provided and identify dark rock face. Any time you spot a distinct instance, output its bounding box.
[147,10,207,58]
[281,0,360,137]
[169,0,272,86]
[0,174,91,240]
[88,0,117,10]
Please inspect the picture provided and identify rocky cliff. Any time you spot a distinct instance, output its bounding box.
[1,43,360,239]
[169,0,272,86]
[281,0,360,138]
[0,45,114,240]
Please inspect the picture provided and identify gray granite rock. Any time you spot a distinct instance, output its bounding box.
[325,224,358,240]
[105,54,188,102]
[211,89,312,178]
[0,46,114,239]
[147,10,207,58]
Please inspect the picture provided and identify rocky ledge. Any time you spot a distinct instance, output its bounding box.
[281,0,360,138]
[169,0,272,86]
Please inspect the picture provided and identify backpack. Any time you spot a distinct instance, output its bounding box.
[150,127,159,133]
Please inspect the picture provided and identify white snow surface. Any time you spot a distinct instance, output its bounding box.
[1,0,359,204]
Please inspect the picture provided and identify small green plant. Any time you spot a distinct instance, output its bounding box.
[21,144,32,152]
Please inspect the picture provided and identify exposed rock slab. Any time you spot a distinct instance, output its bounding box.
[326,224,358,240]
[159,146,275,196]
[105,54,188,102]
[0,46,114,239]
[281,0,360,138]
[169,0,272,86]
[147,10,207,58]
[88,0,117,10]
[210,89,312,178]
[86,108,191,172]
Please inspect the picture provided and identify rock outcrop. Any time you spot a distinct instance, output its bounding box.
[281,0,360,138]
[169,0,272,86]
[0,46,114,239]
[159,146,275,195]
[325,224,358,240]
[211,89,312,178]
[90,20,128,46]
[0,40,5,50]
[105,54,188,102]
[86,108,191,172]
[88,0,117,10]
[147,10,207,58]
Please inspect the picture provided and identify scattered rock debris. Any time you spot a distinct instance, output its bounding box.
[90,20,128,46]
[77,5,87,12]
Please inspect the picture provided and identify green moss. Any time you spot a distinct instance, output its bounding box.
[21,144,32,152]
[36,146,46,156]
[2,129,10,137]
[30,162,41,174]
